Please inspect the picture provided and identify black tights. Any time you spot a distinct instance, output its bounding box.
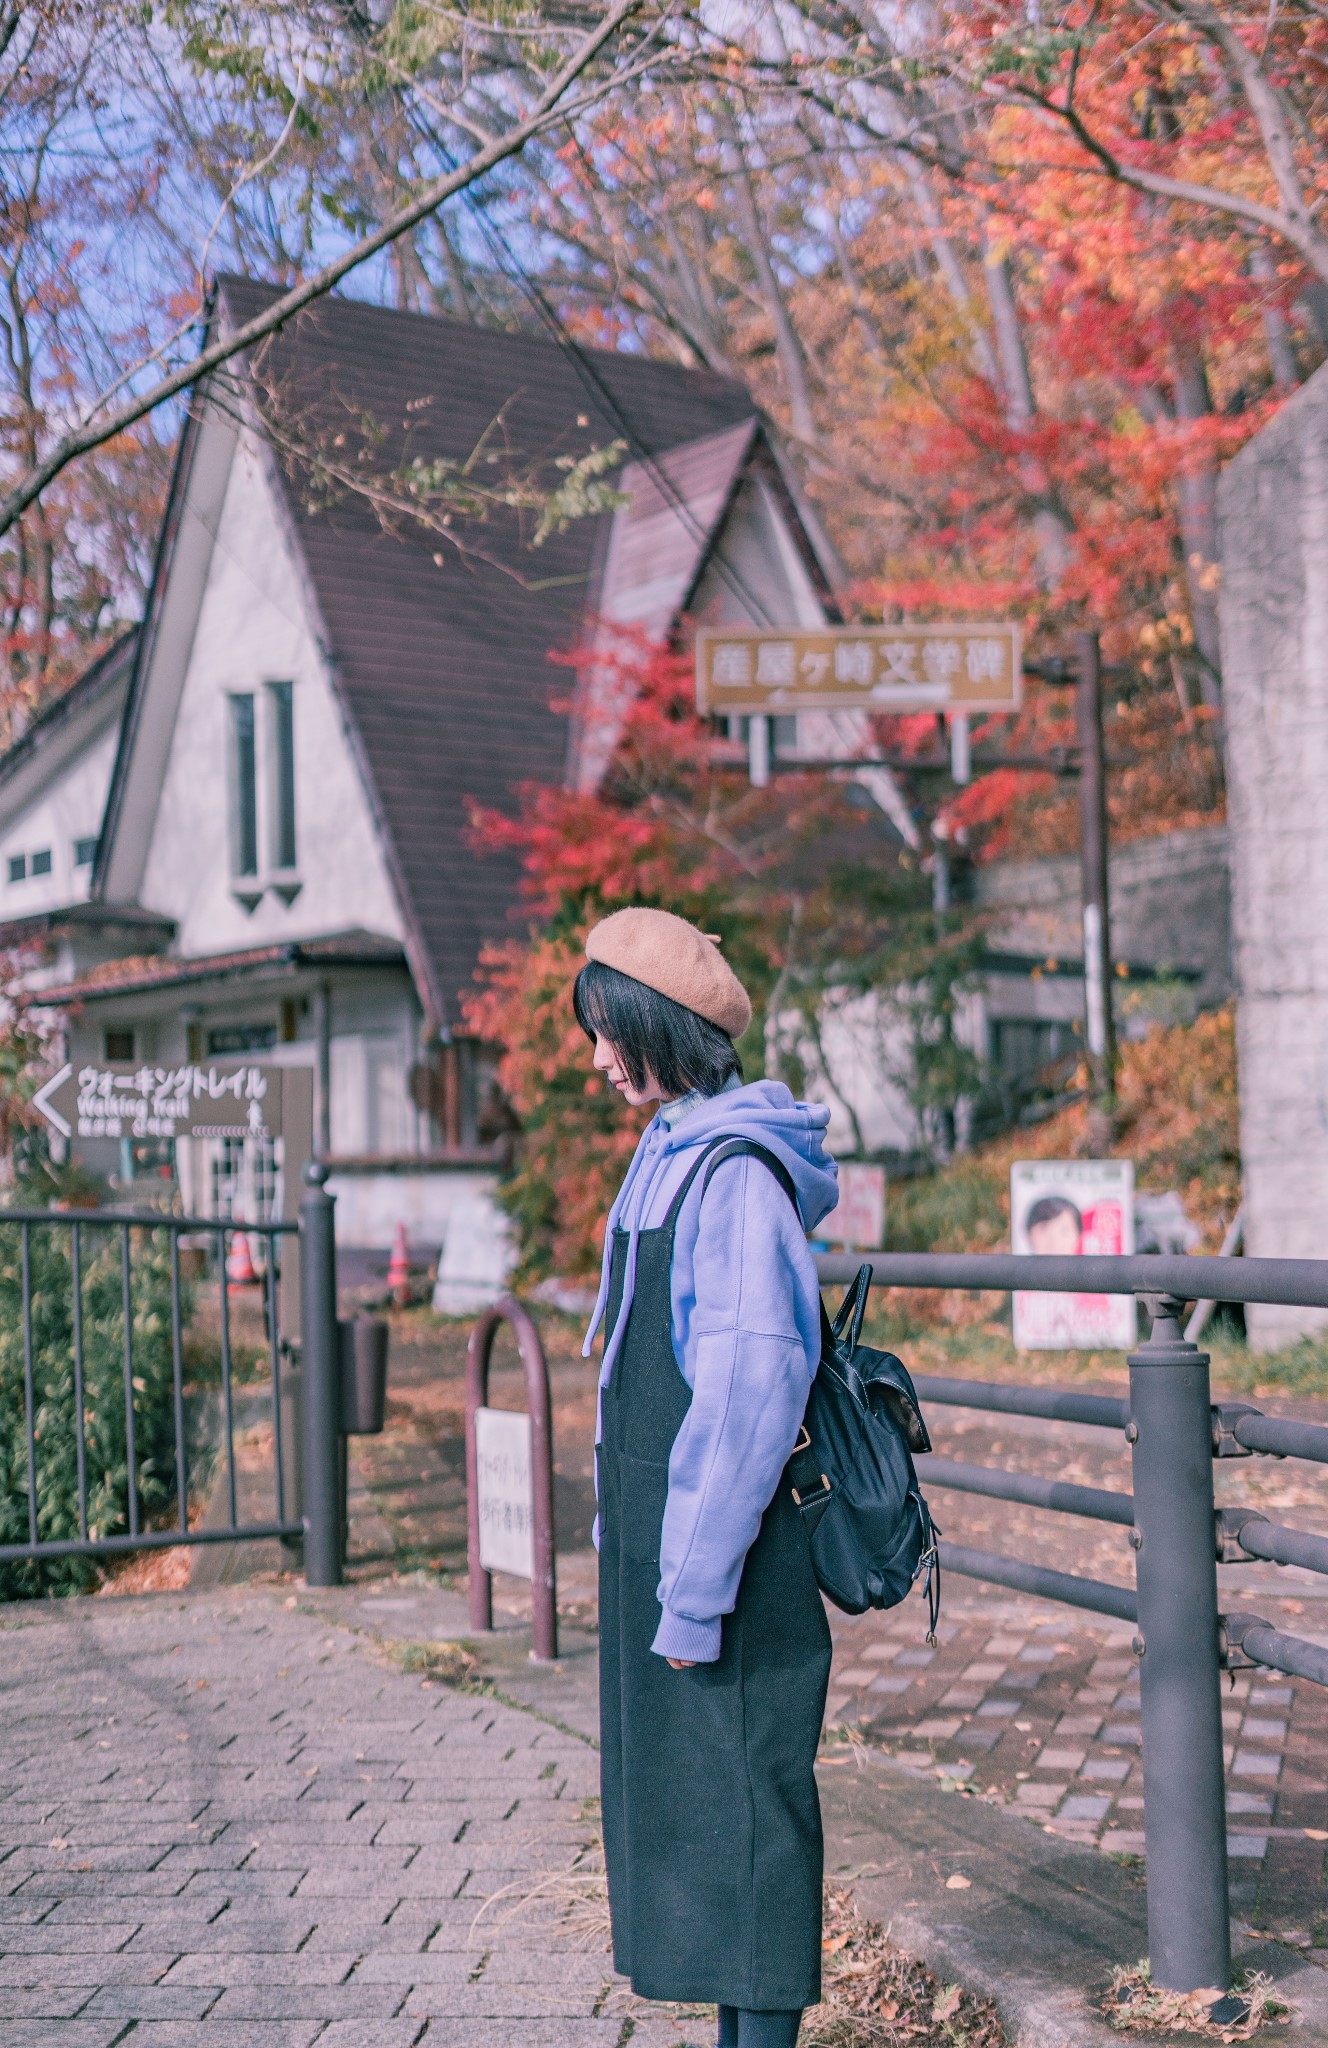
[716,2005,802,2047]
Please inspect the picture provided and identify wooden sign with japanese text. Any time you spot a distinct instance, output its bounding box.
[695,624,1022,717]
[33,1061,285,1146]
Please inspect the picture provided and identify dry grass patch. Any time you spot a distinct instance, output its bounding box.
[393,1637,484,1688]
[800,1884,1004,2047]
[1105,1962,1289,2040]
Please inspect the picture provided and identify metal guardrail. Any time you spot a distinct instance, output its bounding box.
[814,1247,1328,2002]
[0,1204,302,1566]
[816,1247,1328,1306]
[0,1170,350,1586]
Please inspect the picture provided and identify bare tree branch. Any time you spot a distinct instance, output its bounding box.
[0,0,649,544]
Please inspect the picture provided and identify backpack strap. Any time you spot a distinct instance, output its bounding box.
[786,1307,835,1516]
[660,1135,799,1234]
[658,1136,832,1514]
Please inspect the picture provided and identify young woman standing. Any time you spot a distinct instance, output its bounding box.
[576,906,839,2048]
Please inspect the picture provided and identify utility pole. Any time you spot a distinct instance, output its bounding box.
[1075,630,1116,1103]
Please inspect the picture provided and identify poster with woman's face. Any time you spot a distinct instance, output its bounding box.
[1010,1158,1136,1350]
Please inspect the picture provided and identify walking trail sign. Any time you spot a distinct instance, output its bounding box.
[694,622,1022,718]
[33,1060,285,1145]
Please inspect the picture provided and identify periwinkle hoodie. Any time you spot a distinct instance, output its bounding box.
[583,1078,839,1664]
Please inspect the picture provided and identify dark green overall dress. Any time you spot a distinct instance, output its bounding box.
[597,1138,832,2011]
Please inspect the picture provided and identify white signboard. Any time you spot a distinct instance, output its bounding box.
[820,1163,887,1249]
[1011,1159,1136,1351]
[474,1406,534,1578]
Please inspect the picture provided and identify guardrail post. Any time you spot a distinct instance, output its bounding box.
[1128,1294,1229,1991]
[300,1164,343,1588]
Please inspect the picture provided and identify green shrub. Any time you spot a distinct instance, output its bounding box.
[0,1219,191,1598]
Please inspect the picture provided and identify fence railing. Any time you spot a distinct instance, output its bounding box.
[815,1248,1328,2001]
[0,1166,346,1582]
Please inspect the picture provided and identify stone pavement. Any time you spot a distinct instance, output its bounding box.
[829,1393,1328,1948]
[0,1588,685,2048]
[823,1587,1328,1952]
[71,1313,1328,2037]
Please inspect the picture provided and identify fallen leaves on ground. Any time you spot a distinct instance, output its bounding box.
[392,1638,483,1689]
[1105,1962,1289,2039]
[799,1883,1005,2047]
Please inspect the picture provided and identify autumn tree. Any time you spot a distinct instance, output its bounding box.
[463,637,982,1281]
[498,0,1328,869]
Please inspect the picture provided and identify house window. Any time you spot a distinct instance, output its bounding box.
[228,693,258,878]
[207,1022,276,1055]
[30,849,51,877]
[73,837,98,867]
[7,855,24,883]
[267,681,297,871]
[104,1028,135,1061]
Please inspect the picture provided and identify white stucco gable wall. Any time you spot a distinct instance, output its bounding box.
[138,434,404,956]
[0,718,120,916]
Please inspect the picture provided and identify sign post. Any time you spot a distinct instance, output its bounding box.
[1075,630,1117,1101]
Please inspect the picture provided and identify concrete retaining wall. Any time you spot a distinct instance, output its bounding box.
[1219,362,1328,1347]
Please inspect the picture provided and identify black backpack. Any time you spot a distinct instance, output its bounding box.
[690,1141,940,1636]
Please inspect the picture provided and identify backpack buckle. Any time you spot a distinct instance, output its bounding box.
[792,1424,812,1456]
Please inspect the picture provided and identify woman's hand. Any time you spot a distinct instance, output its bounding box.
[666,1657,697,1670]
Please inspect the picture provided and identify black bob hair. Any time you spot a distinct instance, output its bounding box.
[1024,1194,1082,1232]
[573,959,744,1099]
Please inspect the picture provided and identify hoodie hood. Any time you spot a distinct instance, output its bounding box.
[583,1079,838,1381]
[648,1078,838,1220]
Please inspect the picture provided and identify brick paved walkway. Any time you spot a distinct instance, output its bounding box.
[346,1334,1328,1956]
[825,1587,1328,1950]
[115,1309,1328,1984]
[0,1591,684,2048]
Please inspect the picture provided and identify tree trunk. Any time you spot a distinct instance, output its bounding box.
[981,239,1073,589]
[1250,242,1299,390]
[902,163,1002,389]
[1171,341,1223,709]
[718,107,819,445]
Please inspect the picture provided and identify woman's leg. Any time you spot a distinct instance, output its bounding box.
[737,2009,802,2047]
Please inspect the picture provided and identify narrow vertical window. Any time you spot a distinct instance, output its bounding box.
[228,693,258,878]
[267,681,297,870]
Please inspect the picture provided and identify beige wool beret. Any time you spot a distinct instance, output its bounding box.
[585,907,753,1038]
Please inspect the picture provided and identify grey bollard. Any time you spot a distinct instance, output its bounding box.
[300,1164,342,1588]
[1128,1294,1230,1993]
[338,1316,389,1434]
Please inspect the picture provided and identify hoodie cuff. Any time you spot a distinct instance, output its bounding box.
[651,1609,722,1663]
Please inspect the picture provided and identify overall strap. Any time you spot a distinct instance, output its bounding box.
[660,1135,799,1236]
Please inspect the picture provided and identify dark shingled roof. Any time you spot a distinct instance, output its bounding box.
[39,929,406,1005]
[0,631,136,798]
[215,279,759,1028]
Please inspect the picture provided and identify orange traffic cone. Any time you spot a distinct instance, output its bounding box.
[227,1230,258,1288]
[387,1222,411,1307]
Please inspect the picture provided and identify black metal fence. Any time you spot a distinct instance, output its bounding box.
[0,1167,347,1576]
[815,1248,1328,1999]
